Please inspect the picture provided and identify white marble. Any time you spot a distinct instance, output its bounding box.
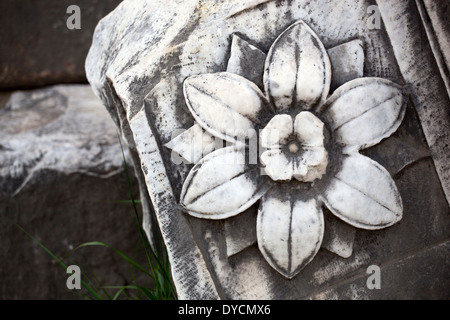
[85,0,443,297]
[0,85,128,196]
[175,20,406,278]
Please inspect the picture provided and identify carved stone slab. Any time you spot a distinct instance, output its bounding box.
[86,0,450,299]
[0,85,127,196]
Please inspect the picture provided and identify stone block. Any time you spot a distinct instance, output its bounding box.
[85,0,450,299]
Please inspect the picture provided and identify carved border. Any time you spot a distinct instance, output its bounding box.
[130,109,221,299]
[377,0,450,205]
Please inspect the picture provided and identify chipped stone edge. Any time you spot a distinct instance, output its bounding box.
[129,107,220,300]
[377,0,450,205]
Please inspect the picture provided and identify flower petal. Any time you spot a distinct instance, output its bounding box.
[321,77,406,152]
[260,149,292,181]
[302,147,327,166]
[264,20,331,111]
[184,72,267,146]
[321,153,403,230]
[259,114,293,148]
[227,34,266,89]
[292,160,307,181]
[180,146,271,219]
[292,147,328,182]
[294,111,326,147]
[257,190,324,279]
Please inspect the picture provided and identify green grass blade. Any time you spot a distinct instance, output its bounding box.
[84,266,113,300]
[112,286,128,300]
[104,285,157,300]
[117,133,177,299]
[129,285,157,300]
[113,200,142,204]
[117,136,160,278]
[16,224,103,300]
[74,241,153,279]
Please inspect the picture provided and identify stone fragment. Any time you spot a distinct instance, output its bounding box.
[86,0,450,299]
[0,85,127,196]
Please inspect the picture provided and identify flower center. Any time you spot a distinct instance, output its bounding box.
[287,141,299,154]
[259,111,329,183]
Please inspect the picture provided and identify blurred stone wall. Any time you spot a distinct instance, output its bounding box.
[0,0,122,89]
[0,1,154,300]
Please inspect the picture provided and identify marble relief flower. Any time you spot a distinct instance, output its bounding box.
[169,20,406,278]
[259,111,328,183]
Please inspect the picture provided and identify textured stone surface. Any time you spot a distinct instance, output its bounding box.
[0,170,149,299]
[377,0,450,203]
[420,0,450,94]
[173,26,406,279]
[0,0,122,89]
[86,0,449,299]
[0,85,126,197]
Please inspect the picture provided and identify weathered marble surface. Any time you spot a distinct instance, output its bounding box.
[0,85,126,196]
[0,85,150,299]
[174,20,405,280]
[86,0,450,299]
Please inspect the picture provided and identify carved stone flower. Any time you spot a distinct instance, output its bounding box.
[259,111,328,183]
[170,21,406,278]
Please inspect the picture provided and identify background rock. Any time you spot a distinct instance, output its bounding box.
[0,0,122,89]
[0,85,126,197]
[0,85,151,299]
